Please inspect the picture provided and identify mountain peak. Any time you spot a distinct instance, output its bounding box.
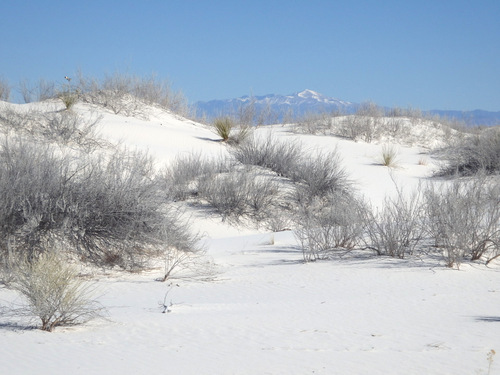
[297,89,321,98]
[194,90,357,123]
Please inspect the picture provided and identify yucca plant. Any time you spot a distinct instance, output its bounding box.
[213,117,234,141]
[58,90,78,110]
[380,144,399,167]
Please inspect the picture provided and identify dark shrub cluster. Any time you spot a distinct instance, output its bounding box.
[0,138,199,269]
[438,128,500,176]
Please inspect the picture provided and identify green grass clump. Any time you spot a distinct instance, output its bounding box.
[213,117,234,141]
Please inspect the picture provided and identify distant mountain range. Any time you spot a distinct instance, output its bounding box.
[194,89,500,126]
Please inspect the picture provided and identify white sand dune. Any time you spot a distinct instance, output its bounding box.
[1,103,499,375]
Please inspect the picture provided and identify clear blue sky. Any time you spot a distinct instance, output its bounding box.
[1,0,499,110]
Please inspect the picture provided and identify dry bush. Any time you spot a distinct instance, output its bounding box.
[76,72,189,117]
[198,168,281,224]
[10,252,102,331]
[19,78,56,103]
[294,195,366,262]
[0,78,10,101]
[161,153,231,201]
[0,138,201,269]
[0,106,102,151]
[41,110,102,149]
[362,185,427,258]
[338,115,380,142]
[294,112,333,135]
[231,135,302,177]
[58,90,78,110]
[437,128,500,176]
[424,177,500,268]
[289,149,350,203]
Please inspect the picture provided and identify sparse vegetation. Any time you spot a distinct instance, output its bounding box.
[0,137,202,270]
[362,184,426,258]
[424,176,500,268]
[198,168,280,224]
[76,72,189,117]
[0,105,103,151]
[438,127,500,176]
[9,252,103,331]
[294,195,366,261]
[0,78,11,101]
[58,89,78,110]
[231,135,302,177]
[19,78,56,103]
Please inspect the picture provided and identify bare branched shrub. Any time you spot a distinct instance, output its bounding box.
[231,136,302,177]
[424,177,500,268]
[199,168,280,224]
[19,78,56,103]
[0,106,102,151]
[0,78,11,101]
[294,195,366,262]
[228,124,252,145]
[0,138,201,269]
[0,138,71,259]
[155,206,211,282]
[10,252,102,331]
[41,110,102,149]
[161,153,230,201]
[76,72,189,117]
[339,115,380,142]
[289,149,350,203]
[362,185,426,258]
[438,128,500,176]
[294,112,333,135]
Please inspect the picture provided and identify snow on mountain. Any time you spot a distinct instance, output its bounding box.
[195,90,500,126]
[194,89,358,122]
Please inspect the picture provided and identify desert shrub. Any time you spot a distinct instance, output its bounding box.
[0,106,102,151]
[77,72,188,117]
[229,124,252,145]
[424,177,500,268]
[336,102,382,142]
[0,138,71,258]
[9,252,102,331]
[438,128,500,176]
[19,78,56,103]
[199,168,280,224]
[289,149,350,203]
[338,115,380,142]
[77,73,142,116]
[0,78,10,101]
[161,153,230,201]
[294,112,333,135]
[0,138,201,269]
[212,117,233,141]
[58,90,78,110]
[362,186,426,258]
[41,110,102,149]
[231,136,302,177]
[294,195,366,262]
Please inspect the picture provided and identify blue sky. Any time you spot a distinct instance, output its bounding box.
[1,0,499,110]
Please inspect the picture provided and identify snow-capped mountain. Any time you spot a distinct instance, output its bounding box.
[194,89,500,126]
[194,89,358,123]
